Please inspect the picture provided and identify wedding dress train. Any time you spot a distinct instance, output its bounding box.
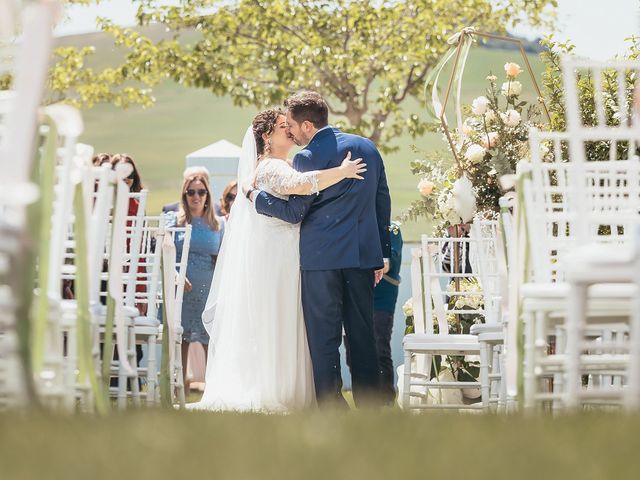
[188,128,316,412]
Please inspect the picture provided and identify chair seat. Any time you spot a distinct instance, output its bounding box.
[92,304,140,319]
[469,324,502,335]
[565,244,635,283]
[521,282,636,299]
[134,316,160,328]
[404,333,480,353]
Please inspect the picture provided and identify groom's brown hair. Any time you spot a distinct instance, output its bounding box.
[284,91,328,129]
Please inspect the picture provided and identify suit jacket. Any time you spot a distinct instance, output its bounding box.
[255,127,391,271]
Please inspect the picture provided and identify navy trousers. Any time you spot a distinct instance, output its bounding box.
[301,268,381,408]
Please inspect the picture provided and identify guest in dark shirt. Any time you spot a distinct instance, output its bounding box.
[373,222,403,405]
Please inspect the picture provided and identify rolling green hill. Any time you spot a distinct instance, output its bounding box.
[56,31,545,240]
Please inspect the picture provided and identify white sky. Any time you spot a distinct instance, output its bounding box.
[54,0,640,60]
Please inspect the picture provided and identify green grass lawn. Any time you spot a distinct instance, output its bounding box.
[1,410,639,479]
[56,32,545,240]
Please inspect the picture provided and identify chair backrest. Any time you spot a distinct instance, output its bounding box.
[525,128,640,282]
[164,224,192,329]
[470,218,501,324]
[122,213,164,319]
[121,190,149,309]
[562,57,640,135]
[418,235,485,335]
[0,1,58,185]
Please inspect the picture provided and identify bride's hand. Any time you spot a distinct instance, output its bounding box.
[241,183,251,196]
[339,151,367,180]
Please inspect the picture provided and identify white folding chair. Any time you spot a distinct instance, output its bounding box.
[158,223,192,407]
[127,213,165,406]
[0,0,60,409]
[401,235,486,411]
[522,127,639,410]
[470,218,505,410]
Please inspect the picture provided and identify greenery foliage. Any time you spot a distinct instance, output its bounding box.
[41,0,557,152]
[539,34,640,160]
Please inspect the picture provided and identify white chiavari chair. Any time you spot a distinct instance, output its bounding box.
[0,0,60,410]
[470,217,505,410]
[401,235,488,411]
[522,126,639,410]
[158,223,192,407]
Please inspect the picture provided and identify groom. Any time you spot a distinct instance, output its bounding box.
[247,91,391,408]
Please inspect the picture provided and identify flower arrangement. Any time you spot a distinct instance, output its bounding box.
[403,61,545,233]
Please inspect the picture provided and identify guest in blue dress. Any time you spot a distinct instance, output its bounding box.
[166,169,224,386]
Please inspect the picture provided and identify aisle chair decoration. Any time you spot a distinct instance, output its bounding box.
[0,0,61,408]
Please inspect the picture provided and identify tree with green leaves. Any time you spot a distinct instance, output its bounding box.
[48,1,555,151]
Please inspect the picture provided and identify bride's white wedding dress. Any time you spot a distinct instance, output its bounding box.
[188,128,316,412]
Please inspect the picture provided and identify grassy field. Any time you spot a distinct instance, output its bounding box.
[1,410,639,479]
[56,32,545,240]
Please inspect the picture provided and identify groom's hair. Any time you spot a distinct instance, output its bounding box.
[284,91,328,129]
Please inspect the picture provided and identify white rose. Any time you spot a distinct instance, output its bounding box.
[465,144,486,164]
[500,109,521,127]
[460,119,473,135]
[444,196,462,224]
[471,96,490,115]
[484,110,497,124]
[402,298,414,317]
[501,81,522,97]
[417,178,434,196]
[481,132,499,149]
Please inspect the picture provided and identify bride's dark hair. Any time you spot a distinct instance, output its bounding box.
[252,107,284,156]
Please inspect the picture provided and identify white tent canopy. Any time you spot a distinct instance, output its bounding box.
[185,139,241,201]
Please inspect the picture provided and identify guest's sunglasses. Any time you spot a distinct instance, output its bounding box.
[225,193,236,201]
[186,189,208,197]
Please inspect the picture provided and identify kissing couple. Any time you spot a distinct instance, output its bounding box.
[189,91,391,412]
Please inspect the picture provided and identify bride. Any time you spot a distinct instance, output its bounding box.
[188,108,365,412]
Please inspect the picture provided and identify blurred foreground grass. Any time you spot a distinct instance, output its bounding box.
[1,410,639,480]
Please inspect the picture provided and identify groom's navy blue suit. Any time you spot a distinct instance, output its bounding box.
[255,127,391,407]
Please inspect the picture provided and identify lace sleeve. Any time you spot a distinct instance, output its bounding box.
[256,159,319,196]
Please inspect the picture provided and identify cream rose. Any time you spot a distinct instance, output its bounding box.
[484,110,497,124]
[504,62,523,78]
[465,144,486,164]
[471,96,490,115]
[500,109,521,127]
[402,298,414,317]
[502,81,522,97]
[460,119,473,136]
[417,178,435,196]
[481,132,499,149]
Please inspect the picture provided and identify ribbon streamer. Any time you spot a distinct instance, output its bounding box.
[424,27,476,144]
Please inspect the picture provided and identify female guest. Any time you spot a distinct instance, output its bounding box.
[92,153,112,166]
[219,180,237,220]
[111,153,144,197]
[111,153,147,316]
[166,170,224,388]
